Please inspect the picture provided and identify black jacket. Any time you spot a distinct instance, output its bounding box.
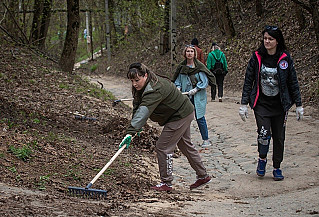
[241,51,302,112]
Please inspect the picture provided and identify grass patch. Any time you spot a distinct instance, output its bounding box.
[91,64,98,72]
[32,118,40,124]
[59,83,70,89]
[8,166,17,173]
[8,144,33,161]
[64,169,82,181]
[36,174,50,190]
[1,118,17,129]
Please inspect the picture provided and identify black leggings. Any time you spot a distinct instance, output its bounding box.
[254,112,287,168]
[211,74,225,99]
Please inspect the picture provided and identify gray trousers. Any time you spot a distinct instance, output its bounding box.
[155,111,207,185]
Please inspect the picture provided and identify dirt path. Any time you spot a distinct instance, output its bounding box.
[89,74,319,216]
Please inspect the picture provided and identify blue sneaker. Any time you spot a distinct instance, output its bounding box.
[273,168,284,181]
[256,158,267,177]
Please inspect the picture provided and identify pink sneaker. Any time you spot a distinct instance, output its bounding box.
[190,176,211,189]
[151,183,172,191]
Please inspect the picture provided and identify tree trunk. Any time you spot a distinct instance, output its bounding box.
[291,0,319,48]
[59,0,80,73]
[161,0,170,55]
[4,0,19,36]
[213,0,225,35]
[38,0,53,50]
[294,2,306,30]
[216,0,236,38]
[30,0,44,45]
[89,10,93,60]
[170,0,178,73]
[310,0,319,47]
[255,0,263,16]
[30,0,52,49]
[105,0,111,62]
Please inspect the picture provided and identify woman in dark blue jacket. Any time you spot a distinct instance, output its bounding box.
[239,26,304,181]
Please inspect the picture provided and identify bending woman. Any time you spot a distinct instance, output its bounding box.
[119,63,211,191]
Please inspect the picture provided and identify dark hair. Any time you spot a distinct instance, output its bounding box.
[127,63,158,97]
[191,38,199,46]
[258,25,287,56]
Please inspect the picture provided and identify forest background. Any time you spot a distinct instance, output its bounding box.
[1,0,318,107]
[0,0,319,215]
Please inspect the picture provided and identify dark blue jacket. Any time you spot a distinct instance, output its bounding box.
[241,51,302,112]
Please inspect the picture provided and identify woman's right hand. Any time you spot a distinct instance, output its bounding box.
[119,134,132,149]
[239,105,248,122]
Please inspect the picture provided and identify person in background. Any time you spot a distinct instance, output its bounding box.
[239,25,304,181]
[173,45,215,148]
[119,63,211,191]
[206,42,228,102]
[191,38,205,64]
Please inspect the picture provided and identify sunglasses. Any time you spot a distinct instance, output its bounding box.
[186,44,195,48]
[265,25,278,30]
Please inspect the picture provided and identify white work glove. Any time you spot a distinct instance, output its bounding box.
[239,105,249,122]
[296,106,304,121]
[188,88,198,96]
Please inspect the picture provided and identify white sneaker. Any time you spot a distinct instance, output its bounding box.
[218,97,222,102]
[201,140,212,147]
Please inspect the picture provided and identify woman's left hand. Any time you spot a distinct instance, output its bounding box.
[296,106,304,121]
[188,88,198,96]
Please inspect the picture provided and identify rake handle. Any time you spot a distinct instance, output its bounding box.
[86,145,126,189]
[115,92,187,103]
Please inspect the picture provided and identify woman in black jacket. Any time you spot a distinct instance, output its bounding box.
[239,26,304,181]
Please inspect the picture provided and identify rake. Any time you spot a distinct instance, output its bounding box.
[68,144,127,199]
[112,98,134,107]
[112,92,189,107]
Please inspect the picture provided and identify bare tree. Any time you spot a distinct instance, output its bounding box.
[215,0,236,38]
[59,0,80,72]
[38,0,53,49]
[293,2,306,30]
[105,0,111,61]
[4,0,19,36]
[30,0,53,49]
[291,0,319,47]
[160,0,170,55]
[255,0,263,16]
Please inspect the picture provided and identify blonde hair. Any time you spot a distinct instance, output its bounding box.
[211,45,220,51]
[183,45,197,59]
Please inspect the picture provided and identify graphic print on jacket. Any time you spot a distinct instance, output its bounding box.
[260,64,279,96]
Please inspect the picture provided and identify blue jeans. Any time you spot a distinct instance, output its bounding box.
[196,116,209,140]
[190,97,209,141]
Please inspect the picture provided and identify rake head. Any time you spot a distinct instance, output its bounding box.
[112,100,121,107]
[68,186,107,199]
